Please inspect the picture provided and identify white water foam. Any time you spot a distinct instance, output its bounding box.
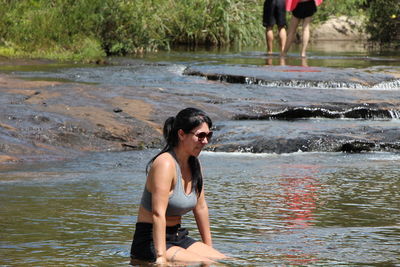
[389,110,400,119]
[368,152,400,161]
[372,79,400,90]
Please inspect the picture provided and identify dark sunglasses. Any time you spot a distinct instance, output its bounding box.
[190,131,213,141]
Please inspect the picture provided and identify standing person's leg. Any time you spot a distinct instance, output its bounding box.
[282,16,300,56]
[275,0,287,53]
[263,0,276,54]
[278,26,287,53]
[266,27,274,54]
[300,16,312,57]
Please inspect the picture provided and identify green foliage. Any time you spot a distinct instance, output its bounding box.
[99,0,265,54]
[0,0,398,61]
[0,0,106,61]
[365,0,400,44]
[313,0,367,24]
[0,0,265,60]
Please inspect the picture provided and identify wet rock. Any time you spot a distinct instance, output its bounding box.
[338,141,400,153]
[0,155,19,163]
[121,142,146,150]
[0,74,163,162]
[210,135,400,154]
[233,106,399,120]
[30,115,51,123]
[211,120,400,154]
[338,141,375,153]
[55,132,85,146]
[1,56,399,163]
[344,108,392,119]
[184,65,399,89]
[94,131,127,142]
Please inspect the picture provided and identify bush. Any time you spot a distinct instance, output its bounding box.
[365,0,400,44]
[312,0,367,24]
[0,0,106,61]
[0,0,266,60]
[2,0,397,61]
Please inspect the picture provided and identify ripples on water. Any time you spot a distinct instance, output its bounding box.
[1,150,399,266]
[1,43,399,265]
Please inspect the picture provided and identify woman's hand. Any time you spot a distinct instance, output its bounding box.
[155,256,168,265]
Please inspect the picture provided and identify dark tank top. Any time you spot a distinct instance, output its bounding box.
[140,151,198,216]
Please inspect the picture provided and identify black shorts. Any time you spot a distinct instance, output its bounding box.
[263,0,287,27]
[292,1,317,19]
[130,222,197,262]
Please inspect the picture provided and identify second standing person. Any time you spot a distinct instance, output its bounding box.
[282,0,322,57]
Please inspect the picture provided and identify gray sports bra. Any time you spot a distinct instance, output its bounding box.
[140,151,198,216]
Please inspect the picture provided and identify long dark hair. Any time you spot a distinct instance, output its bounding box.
[146,107,213,196]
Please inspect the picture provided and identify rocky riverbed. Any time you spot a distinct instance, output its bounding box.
[1,48,399,163]
[0,73,161,162]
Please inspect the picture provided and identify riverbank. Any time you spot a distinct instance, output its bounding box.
[312,16,367,41]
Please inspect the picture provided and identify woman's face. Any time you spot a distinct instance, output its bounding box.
[179,122,212,157]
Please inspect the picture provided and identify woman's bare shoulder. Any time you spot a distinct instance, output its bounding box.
[148,152,176,185]
[151,152,176,170]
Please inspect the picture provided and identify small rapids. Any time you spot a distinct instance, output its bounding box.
[234,106,400,120]
[183,64,400,90]
[1,47,399,158]
[389,110,400,119]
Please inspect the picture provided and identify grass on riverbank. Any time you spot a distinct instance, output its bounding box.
[0,38,105,62]
[0,0,268,62]
[1,0,392,62]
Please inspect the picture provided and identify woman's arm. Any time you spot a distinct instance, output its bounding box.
[193,188,212,246]
[149,154,175,264]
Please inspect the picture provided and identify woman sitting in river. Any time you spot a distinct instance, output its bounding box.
[130,107,226,265]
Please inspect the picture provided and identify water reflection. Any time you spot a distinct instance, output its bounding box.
[202,151,400,265]
[270,163,320,265]
[278,165,319,229]
[1,151,400,265]
[265,56,309,67]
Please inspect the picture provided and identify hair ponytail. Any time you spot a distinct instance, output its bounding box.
[163,116,175,145]
[146,120,172,174]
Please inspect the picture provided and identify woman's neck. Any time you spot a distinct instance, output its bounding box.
[173,147,189,168]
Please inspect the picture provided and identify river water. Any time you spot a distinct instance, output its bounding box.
[1,42,400,266]
[1,150,400,266]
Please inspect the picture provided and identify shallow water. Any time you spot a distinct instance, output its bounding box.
[1,150,399,266]
[1,43,400,266]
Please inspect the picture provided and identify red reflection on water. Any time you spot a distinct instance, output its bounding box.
[282,251,319,265]
[278,164,320,229]
[280,177,318,228]
[276,164,321,265]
